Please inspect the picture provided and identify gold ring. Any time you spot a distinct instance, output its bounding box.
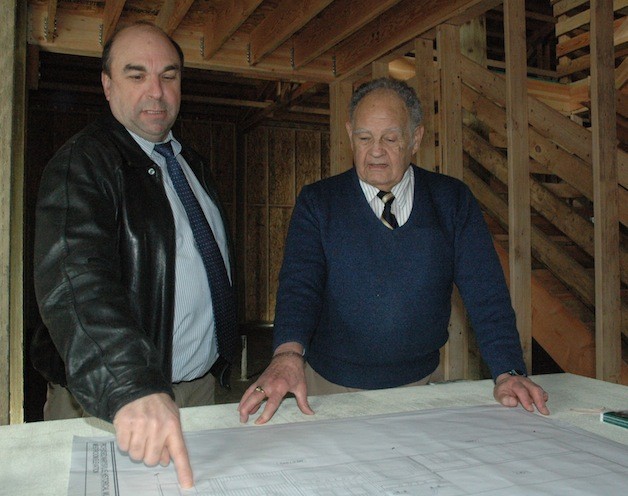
[255,385,265,394]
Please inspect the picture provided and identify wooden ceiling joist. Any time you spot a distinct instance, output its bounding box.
[203,0,264,61]
[333,0,500,79]
[155,0,195,36]
[291,0,403,69]
[247,0,334,66]
[102,0,126,45]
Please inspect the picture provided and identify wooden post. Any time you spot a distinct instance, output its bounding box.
[413,37,438,172]
[438,23,468,381]
[504,0,532,371]
[329,81,354,176]
[371,60,390,79]
[0,0,26,425]
[590,0,621,383]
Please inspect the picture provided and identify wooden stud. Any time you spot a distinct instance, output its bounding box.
[413,37,438,172]
[438,23,468,381]
[0,0,26,425]
[590,0,621,383]
[202,0,264,60]
[504,0,532,370]
[329,80,354,175]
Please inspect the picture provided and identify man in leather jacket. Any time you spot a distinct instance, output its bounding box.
[32,22,235,489]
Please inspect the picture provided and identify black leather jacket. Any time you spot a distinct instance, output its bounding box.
[32,112,232,421]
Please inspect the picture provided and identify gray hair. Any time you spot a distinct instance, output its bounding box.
[349,77,423,130]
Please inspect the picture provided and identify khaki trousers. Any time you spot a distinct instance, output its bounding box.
[43,372,216,421]
[304,363,432,396]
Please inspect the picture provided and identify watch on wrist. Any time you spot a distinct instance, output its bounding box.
[495,369,527,383]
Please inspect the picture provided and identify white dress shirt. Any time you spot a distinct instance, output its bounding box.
[130,130,229,382]
[359,166,414,226]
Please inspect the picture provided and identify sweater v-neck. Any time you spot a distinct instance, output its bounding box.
[350,166,420,233]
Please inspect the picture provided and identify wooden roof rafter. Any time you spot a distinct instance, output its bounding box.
[102,0,126,44]
[203,0,264,60]
[248,0,334,66]
[290,0,404,69]
[155,0,196,36]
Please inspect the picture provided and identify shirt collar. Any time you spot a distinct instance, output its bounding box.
[126,129,182,158]
[359,166,413,208]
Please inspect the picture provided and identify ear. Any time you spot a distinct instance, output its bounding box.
[411,125,425,155]
[345,121,355,150]
[101,72,111,101]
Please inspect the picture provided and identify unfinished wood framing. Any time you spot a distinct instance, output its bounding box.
[590,0,621,383]
[413,37,438,172]
[329,80,354,175]
[0,0,26,425]
[504,0,532,370]
[438,23,468,381]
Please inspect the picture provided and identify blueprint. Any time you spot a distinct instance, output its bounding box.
[68,405,628,495]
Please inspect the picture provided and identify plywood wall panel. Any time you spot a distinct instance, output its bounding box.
[245,205,269,322]
[269,128,296,206]
[296,130,322,195]
[246,127,268,205]
[210,122,236,205]
[268,206,293,320]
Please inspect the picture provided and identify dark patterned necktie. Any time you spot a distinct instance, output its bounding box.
[377,190,399,229]
[154,142,238,371]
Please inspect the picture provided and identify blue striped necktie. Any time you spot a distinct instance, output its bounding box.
[377,190,399,229]
[154,142,238,375]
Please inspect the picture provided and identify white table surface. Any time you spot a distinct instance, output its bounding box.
[1,373,626,495]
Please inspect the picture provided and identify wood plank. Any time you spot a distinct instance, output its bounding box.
[461,55,593,165]
[464,126,628,286]
[465,168,596,314]
[371,60,390,79]
[155,0,195,36]
[334,0,501,79]
[439,24,463,179]
[27,3,334,82]
[615,55,628,88]
[248,0,334,66]
[292,0,403,69]
[590,0,621,383]
[555,0,628,36]
[437,23,467,381]
[494,243,596,379]
[553,0,589,17]
[556,17,625,57]
[0,0,26,424]
[461,83,594,199]
[329,80,354,175]
[413,37,438,172]
[101,0,125,44]
[202,0,264,60]
[504,0,532,370]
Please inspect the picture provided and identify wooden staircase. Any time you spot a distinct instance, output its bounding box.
[458,55,628,385]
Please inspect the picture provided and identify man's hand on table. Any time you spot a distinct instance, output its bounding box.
[113,393,193,489]
[493,374,550,415]
[238,343,314,425]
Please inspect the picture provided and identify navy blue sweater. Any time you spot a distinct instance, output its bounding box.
[274,165,526,388]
